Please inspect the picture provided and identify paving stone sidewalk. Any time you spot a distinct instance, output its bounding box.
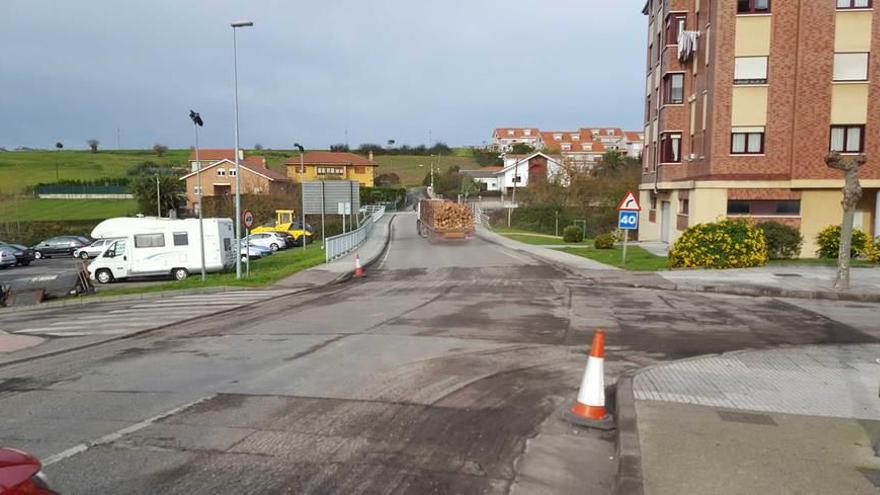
[630,344,880,494]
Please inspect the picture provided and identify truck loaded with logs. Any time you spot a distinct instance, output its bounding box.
[416,199,475,241]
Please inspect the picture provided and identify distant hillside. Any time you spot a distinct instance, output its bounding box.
[0,148,483,192]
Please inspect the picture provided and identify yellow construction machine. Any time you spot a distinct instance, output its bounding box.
[251,210,313,246]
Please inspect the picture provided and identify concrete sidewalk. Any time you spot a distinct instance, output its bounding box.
[657,265,880,302]
[476,226,619,271]
[275,213,396,287]
[624,345,880,494]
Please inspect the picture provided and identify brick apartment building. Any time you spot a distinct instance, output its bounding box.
[639,0,880,256]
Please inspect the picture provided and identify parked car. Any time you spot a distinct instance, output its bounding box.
[245,232,289,252]
[0,244,35,266]
[0,448,58,494]
[277,232,297,248]
[32,235,91,259]
[239,240,273,261]
[73,238,117,260]
[0,249,15,269]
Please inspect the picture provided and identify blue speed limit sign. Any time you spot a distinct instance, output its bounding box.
[618,211,639,230]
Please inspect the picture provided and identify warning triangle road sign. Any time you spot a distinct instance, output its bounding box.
[617,191,641,211]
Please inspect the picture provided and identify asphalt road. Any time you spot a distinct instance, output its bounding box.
[2,213,879,494]
[0,256,164,293]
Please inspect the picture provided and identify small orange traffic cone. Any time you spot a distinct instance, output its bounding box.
[563,329,614,429]
[354,254,365,278]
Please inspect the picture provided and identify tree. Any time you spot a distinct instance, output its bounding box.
[375,172,401,187]
[510,143,535,155]
[825,151,867,290]
[386,139,396,148]
[129,173,186,215]
[254,143,264,151]
[55,142,63,150]
[87,139,100,153]
[330,143,350,152]
[152,143,168,157]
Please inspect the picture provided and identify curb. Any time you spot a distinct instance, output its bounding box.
[613,371,645,495]
[596,279,880,303]
[0,286,241,315]
[325,213,397,284]
[477,228,880,304]
[0,215,398,368]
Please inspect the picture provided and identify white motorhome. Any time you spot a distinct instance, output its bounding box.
[87,217,235,284]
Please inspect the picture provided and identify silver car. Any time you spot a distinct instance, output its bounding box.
[73,238,116,260]
[0,249,15,269]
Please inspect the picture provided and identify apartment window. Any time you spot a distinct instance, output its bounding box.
[561,143,571,151]
[217,168,226,176]
[571,134,580,140]
[734,56,768,84]
[830,125,865,153]
[193,185,202,195]
[679,199,690,215]
[731,127,765,154]
[738,0,770,14]
[660,133,682,163]
[837,0,872,8]
[134,233,165,248]
[173,232,189,246]
[727,200,800,216]
[833,53,869,81]
[666,14,687,45]
[507,130,515,135]
[229,169,237,177]
[664,73,685,104]
[650,195,658,210]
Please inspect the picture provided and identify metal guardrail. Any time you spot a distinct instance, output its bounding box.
[325,206,386,263]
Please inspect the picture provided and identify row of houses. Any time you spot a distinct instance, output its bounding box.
[181,149,378,213]
[490,127,645,161]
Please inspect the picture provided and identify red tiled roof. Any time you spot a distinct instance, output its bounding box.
[581,127,625,139]
[493,128,541,139]
[180,158,289,182]
[624,131,644,142]
[283,151,377,167]
[189,149,236,161]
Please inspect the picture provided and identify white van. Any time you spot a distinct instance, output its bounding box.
[87,217,235,284]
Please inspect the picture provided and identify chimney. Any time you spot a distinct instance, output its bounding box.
[368,150,374,162]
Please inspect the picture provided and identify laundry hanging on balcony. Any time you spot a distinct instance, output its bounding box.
[678,30,699,63]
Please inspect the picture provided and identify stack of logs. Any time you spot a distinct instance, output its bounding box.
[428,201,474,231]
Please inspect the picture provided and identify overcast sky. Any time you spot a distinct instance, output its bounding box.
[2,1,646,150]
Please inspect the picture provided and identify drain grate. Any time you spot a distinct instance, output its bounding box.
[717,411,777,426]
[773,273,802,278]
[859,468,880,488]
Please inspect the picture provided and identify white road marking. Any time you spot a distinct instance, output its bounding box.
[42,395,214,466]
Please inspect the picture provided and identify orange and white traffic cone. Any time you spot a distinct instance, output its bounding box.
[354,254,365,278]
[563,329,614,429]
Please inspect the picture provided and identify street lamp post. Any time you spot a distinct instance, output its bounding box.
[294,143,306,251]
[189,110,206,281]
[231,20,253,280]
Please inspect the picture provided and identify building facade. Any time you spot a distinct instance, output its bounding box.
[491,128,542,152]
[180,158,293,214]
[639,0,880,256]
[285,152,378,187]
[491,127,644,160]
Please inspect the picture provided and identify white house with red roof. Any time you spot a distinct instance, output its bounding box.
[491,128,542,152]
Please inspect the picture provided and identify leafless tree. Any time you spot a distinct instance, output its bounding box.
[153,143,168,156]
[825,151,867,290]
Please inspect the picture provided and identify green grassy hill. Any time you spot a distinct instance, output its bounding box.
[0,149,190,194]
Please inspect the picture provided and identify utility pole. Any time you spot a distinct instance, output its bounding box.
[294,143,306,251]
[508,157,519,228]
[190,110,207,281]
[155,175,161,217]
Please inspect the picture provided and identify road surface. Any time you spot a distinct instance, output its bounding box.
[2,211,879,494]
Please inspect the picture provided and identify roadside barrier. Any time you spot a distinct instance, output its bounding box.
[325,206,385,263]
[563,329,615,429]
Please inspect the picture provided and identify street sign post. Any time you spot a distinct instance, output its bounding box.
[617,192,641,266]
[242,210,254,277]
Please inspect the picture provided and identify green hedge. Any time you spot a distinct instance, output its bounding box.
[815,225,868,258]
[0,219,102,245]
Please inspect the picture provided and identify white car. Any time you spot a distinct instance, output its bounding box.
[245,232,288,252]
[0,249,15,268]
[73,238,116,260]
